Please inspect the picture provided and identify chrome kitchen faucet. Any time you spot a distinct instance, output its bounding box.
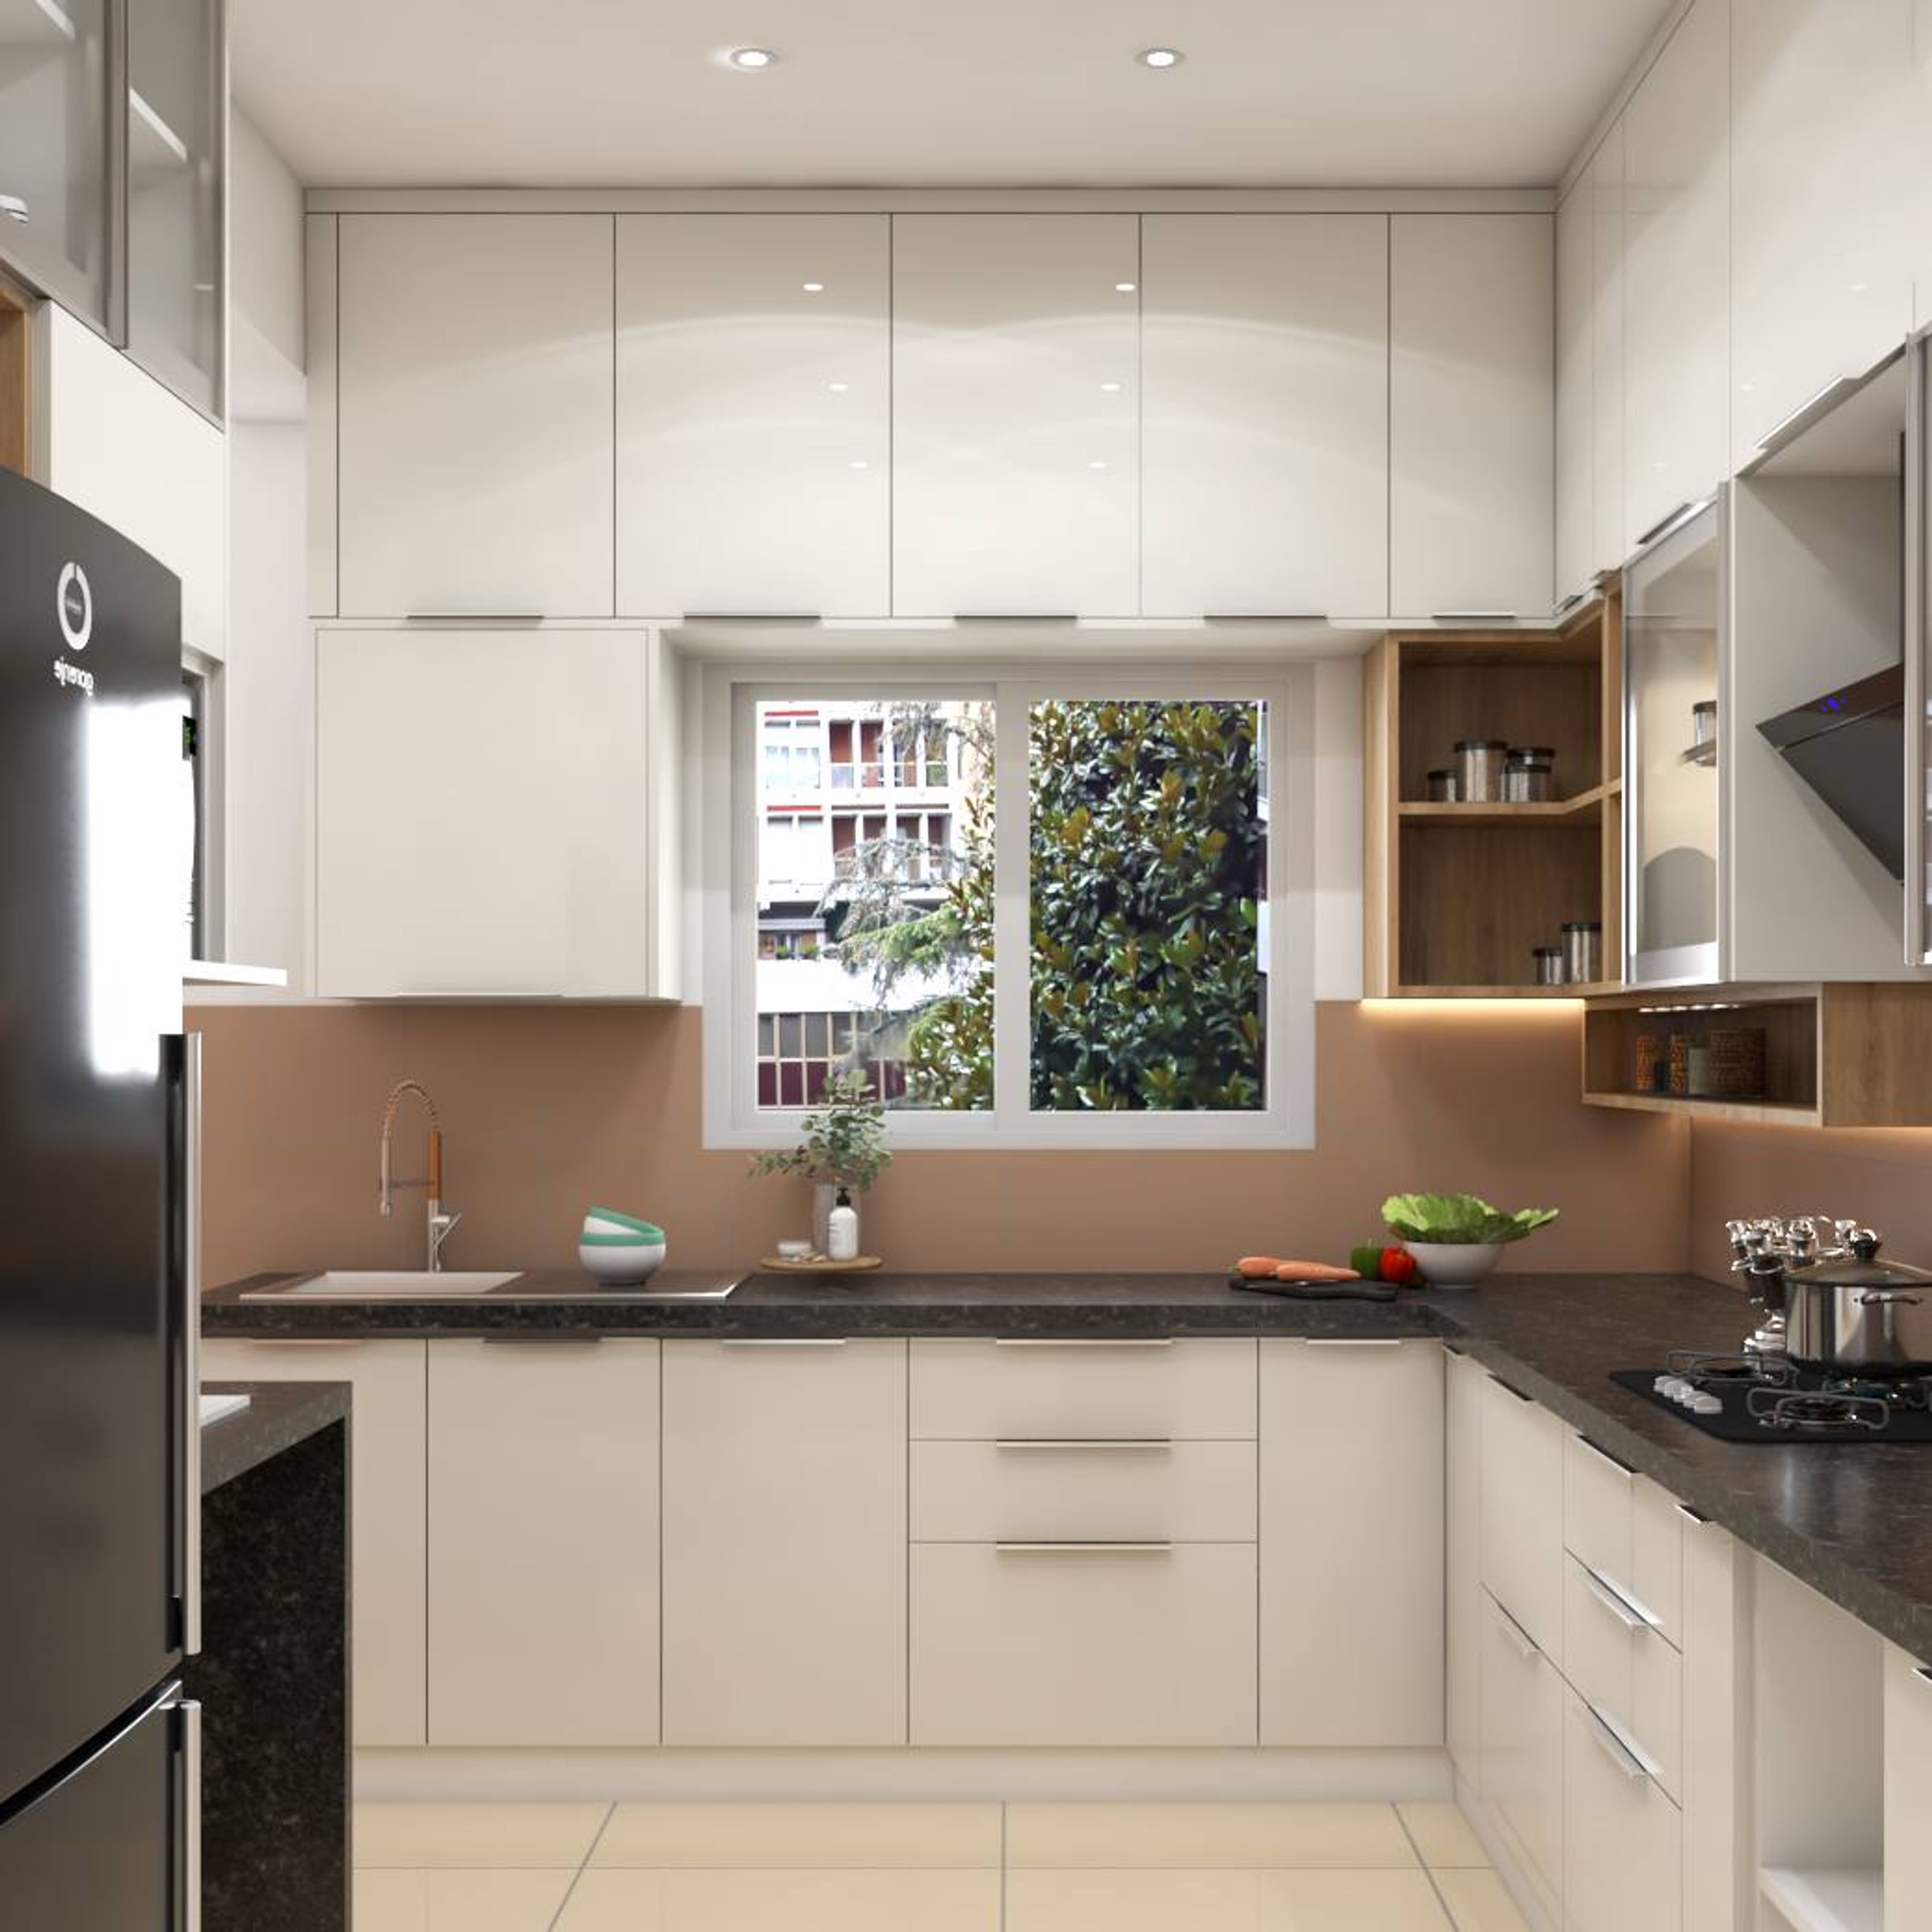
[378,1079,461,1271]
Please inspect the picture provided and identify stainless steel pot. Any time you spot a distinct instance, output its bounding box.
[1782,1236,1932,1375]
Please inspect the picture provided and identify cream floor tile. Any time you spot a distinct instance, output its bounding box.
[556,1868,1000,1931]
[354,1800,610,1869]
[1398,1802,1491,1869]
[1006,1801,1418,1869]
[1005,1868,1264,1932]
[1435,1866,1534,1932]
[1258,1869,1453,1930]
[350,1868,576,1932]
[592,1800,1002,1868]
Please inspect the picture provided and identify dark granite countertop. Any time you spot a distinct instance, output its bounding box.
[199,1379,350,1493]
[203,1267,1932,1662]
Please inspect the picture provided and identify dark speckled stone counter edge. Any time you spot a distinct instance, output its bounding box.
[204,1268,1932,1665]
[199,1379,350,1493]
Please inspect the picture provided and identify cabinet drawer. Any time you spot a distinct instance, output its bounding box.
[1477,1589,1563,1922]
[1562,1555,1682,1802]
[910,1543,1257,1746]
[910,1339,1255,1441]
[1562,1685,1682,1932]
[911,1439,1254,1544]
[1479,1375,1565,1658]
[1563,1432,1684,1645]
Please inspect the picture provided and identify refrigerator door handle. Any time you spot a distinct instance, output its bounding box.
[179,1696,202,1932]
[175,1034,204,1656]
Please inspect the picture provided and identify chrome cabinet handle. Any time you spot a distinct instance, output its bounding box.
[1305,1338,1405,1348]
[1582,1700,1652,1782]
[0,193,27,223]
[1752,374,1861,458]
[1576,1435,1636,1479]
[994,1338,1172,1348]
[1491,1598,1539,1663]
[1635,499,1699,547]
[996,1541,1173,1554]
[1580,1563,1660,1634]
[995,1438,1172,1452]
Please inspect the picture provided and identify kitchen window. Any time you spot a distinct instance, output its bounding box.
[705,667,1314,1149]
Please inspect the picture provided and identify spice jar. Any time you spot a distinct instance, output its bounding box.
[1531,945,1565,987]
[1504,746,1556,803]
[1425,768,1459,803]
[1454,739,1508,804]
[1562,920,1602,985]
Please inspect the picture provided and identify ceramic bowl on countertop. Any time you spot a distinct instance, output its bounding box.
[583,1206,665,1239]
[578,1233,668,1285]
[1403,1241,1506,1290]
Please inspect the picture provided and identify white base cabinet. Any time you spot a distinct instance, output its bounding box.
[1885,1643,1932,1924]
[1480,1373,1566,1660]
[427,1339,660,1746]
[661,1339,908,1746]
[200,1338,428,1748]
[1259,1339,1443,1747]
[1445,1349,1484,1789]
[1479,1590,1565,1924]
[1561,1683,1682,1932]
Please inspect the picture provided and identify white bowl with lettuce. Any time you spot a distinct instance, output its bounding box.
[1381,1193,1559,1289]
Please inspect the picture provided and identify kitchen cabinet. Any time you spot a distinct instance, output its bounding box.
[1729,0,1915,470]
[1479,1589,1564,1923]
[1563,1432,1683,1646]
[1561,1682,1683,1932]
[1389,213,1553,618]
[1588,121,1627,581]
[661,1339,907,1746]
[125,0,222,419]
[335,213,614,618]
[1258,1339,1443,1748]
[427,1339,660,1746]
[1561,1554,1683,1801]
[1445,1349,1484,1790]
[891,213,1138,617]
[0,0,114,331]
[1622,0,1730,553]
[1139,213,1387,618]
[1885,1643,1932,1925]
[1681,1513,1746,1932]
[200,1338,428,1747]
[1479,1372,1565,1659]
[615,213,890,618]
[315,627,674,999]
[1556,184,1594,604]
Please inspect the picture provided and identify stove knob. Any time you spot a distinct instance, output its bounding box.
[1690,1393,1723,1417]
[1653,1374,1678,1395]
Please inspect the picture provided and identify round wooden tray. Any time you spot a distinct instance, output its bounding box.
[760,1254,884,1276]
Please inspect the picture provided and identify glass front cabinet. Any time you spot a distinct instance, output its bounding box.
[1623,497,1723,986]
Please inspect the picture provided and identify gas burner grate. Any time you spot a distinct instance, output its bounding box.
[1610,1368,1932,1443]
[1746,1388,1891,1434]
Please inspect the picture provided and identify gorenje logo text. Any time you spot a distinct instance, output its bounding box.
[53,562,96,695]
[54,658,95,695]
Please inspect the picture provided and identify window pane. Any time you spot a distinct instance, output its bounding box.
[1029,699,1267,1112]
[755,698,994,1111]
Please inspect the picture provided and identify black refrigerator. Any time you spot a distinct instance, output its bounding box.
[0,467,199,1928]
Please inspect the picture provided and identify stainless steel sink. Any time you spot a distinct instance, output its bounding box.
[241,1270,522,1301]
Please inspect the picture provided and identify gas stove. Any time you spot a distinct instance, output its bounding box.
[1612,1351,1932,1444]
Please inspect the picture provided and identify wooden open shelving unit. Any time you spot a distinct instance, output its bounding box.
[0,268,30,477]
[1364,589,1624,999]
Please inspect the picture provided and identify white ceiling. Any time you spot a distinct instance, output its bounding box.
[233,0,1674,190]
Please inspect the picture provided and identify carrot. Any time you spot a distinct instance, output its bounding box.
[1273,1261,1362,1283]
[1235,1256,1284,1279]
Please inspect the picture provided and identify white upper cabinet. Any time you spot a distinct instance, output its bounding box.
[615,214,890,618]
[316,628,665,999]
[1140,214,1388,618]
[1730,0,1917,467]
[337,214,615,618]
[892,214,1140,616]
[1587,121,1627,577]
[1390,214,1555,618]
[1623,0,1730,551]
[1556,185,1595,602]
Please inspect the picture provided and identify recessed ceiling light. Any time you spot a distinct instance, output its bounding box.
[850,460,870,470]
[828,381,851,393]
[1100,380,1124,393]
[1088,459,1110,470]
[1114,281,1137,293]
[802,281,826,293]
[727,46,777,69]
[1138,47,1185,68]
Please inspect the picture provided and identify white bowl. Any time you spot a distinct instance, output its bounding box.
[1403,1241,1507,1290]
[578,1240,667,1286]
[583,1211,664,1240]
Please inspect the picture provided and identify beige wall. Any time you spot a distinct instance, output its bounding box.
[1687,1119,1932,1283]
[195,1000,1687,1288]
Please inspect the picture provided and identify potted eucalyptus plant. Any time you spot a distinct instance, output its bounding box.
[752,1068,893,1257]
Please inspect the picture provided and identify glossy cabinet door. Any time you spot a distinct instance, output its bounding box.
[1561,1684,1683,1932]
[1682,1514,1746,1932]
[1478,1374,1565,1659]
[1730,0,1915,469]
[315,628,659,998]
[1390,213,1554,617]
[616,213,890,617]
[1478,1590,1564,1924]
[1258,1339,1444,1747]
[892,213,1139,617]
[1623,0,1730,553]
[1589,119,1627,580]
[1445,1348,1484,1791]
[428,1339,660,1746]
[125,0,222,419]
[336,213,614,617]
[1623,502,1721,985]
[200,1338,428,1747]
[662,1339,907,1746]
[1140,213,1388,618]
[1884,1644,1932,1926]
[1556,182,1595,603]
[0,0,114,330]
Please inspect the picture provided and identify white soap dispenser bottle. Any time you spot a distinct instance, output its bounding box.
[826,1187,860,1262]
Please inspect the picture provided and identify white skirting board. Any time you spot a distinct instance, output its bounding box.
[355,1746,1454,1807]
[1451,1768,1559,1932]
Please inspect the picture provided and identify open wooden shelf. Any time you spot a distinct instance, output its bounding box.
[1364,588,1624,999]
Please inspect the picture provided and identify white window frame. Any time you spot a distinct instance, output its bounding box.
[702,660,1316,1150]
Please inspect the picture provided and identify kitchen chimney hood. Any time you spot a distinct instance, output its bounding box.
[1756,663,1905,882]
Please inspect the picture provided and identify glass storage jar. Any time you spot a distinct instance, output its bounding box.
[1504,746,1556,803]
[1454,740,1508,804]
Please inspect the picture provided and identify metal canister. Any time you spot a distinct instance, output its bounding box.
[1532,945,1565,987]
[1562,920,1602,985]
[1425,768,1459,803]
[1503,746,1556,803]
[1454,739,1508,804]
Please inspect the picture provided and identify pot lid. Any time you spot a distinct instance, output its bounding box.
[1789,1235,1932,1291]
